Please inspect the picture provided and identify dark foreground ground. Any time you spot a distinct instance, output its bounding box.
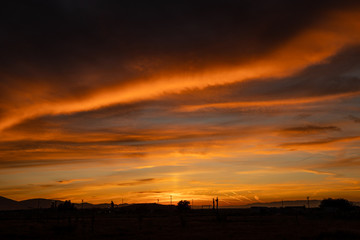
[1,207,360,240]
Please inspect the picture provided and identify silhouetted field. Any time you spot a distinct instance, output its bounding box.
[1,206,360,240]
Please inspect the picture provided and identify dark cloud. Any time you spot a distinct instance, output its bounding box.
[0,0,359,135]
[1,0,359,105]
[0,158,97,169]
[161,46,360,105]
[2,0,351,68]
[281,125,341,135]
[117,178,157,186]
[279,136,360,148]
[138,178,156,182]
[348,115,360,123]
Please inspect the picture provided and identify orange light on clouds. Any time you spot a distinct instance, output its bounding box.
[1,9,360,132]
[2,6,360,205]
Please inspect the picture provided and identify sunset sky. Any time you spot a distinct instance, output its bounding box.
[1,0,360,206]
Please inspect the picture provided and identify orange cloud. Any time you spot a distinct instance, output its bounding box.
[1,9,360,132]
[176,91,360,112]
[279,136,360,148]
[56,179,93,184]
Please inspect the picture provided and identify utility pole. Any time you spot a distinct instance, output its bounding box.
[81,199,84,210]
[216,197,218,210]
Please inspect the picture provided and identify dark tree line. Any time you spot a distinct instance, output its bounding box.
[320,198,354,210]
[57,200,76,211]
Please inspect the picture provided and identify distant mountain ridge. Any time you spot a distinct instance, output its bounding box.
[0,196,31,211]
[233,200,322,208]
[20,198,61,209]
[0,196,133,211]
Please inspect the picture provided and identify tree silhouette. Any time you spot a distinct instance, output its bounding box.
[51,201,57,209]
[320,198,353,210]
[177,200,191,211]
[58,200,76,211]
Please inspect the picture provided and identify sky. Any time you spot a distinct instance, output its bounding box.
[1,0,360,206]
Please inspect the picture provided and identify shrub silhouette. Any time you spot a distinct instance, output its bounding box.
[177,200,190,211]
[58,200,76,211]
[320,198,353,210]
